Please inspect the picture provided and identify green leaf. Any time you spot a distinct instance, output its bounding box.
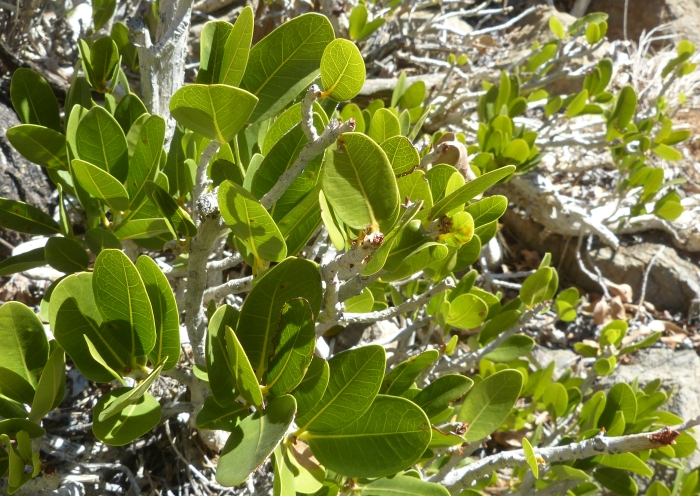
[598,453,653,477]
[400,81,426,109]
[381,350,439,396]
[543,382,568,419]
[465,195,508,227]
[113,218,171,240]
[262,102,328,155]
[299,345,384,433]
[241,13,334,122]
[381,136,420,176]
[238,256,323,380]
[28,346,65,422]
[599,382,637,429]
[647,481,671,496]
[413,374,473,417]
[320,39,366,101]
[520,267,553,307]
[291,357,329,423]
[206,305,239,406]
[652,143,683,161]
[428,166,515,221]
[76,106,129,182]
[0,419,45,438]
[458,369,523,441]
[92,389,161,446]
[93,249,157,357]
[484,335,535,363]
[126,115,165,208]
[273,444,296,496]
[0,302,49,389]
[344,288,375,313]
[72,159,130,211]
[136,256,180,371]
[45,237,90,273]
[93,0,116,31]
[611,86,638,131]
[196,21,235,85]
[0,366,35,405]
[266,299,316,396]
[0,394,28,420]
[566,89,589,118]
[196,396,249,431]
[216,395,297,486]
[10,68,61,132]
[278,187,323,256]
[305,395,431,478]
[170,85,258,143]
[446,293,488,329]
[50,273,130,382]
[0,248,46,277]
[219,7,255,86]
[83,335,127,385]
[593,467,638,496]
[218,180,287,270]
[98,358,166,421]
[5,125,68,169]
[340,103,365,133]
[321,132,400,232]
[362,475,450,495]
[86,36,119,92]
[0,198,60,235]
[549,16,566,39]
[368,108,401,144]
[522,437,538,478]
[225,326,263,407]
[145,181,197,239]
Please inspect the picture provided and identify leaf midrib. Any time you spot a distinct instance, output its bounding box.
[343,144,378,231]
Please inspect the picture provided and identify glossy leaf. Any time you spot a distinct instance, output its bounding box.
[381,349,439,396]
[216,395,297,486]
[5,125,68,169]
[321,132,399,232]
[170,85,258,143]
[241,13,334,122]
[320,39,366,101]
[126,114,165,208]
[484,335,536,363]
[136,256,180,371]
[0,368,35,405]
[362,475,449,496]
[593,467,637,496]
[413,374,473,417]
[458,369,523,441]
[10,68,61,132]
[305,395,431,478]
[266,299,316,396]
[93,249,156,357]
[113,94,148,133]
[196,396,249,431]
[299,345,385,433]
[45,236,90,273]
[0,198,60,235]
[292,355,329,421]
[206,305,239,406]
[98,358,166,421]
[381,135,420,175]
[225,326,263,407]
[92,388,161,446]
[0,302,49,389]
[76,106,129,182]
[368,108,401,144]
[72,159,130,211]
[446,293,488,329]
[28,346,65,422]
[145,181,197,238]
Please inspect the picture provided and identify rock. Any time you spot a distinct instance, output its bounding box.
[0,97,54,256]
[531,345,578,379]
[600,347,700,468]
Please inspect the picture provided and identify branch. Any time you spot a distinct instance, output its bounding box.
[203,275,254,303]
[192,141,220,223]
[301,84,322,142]
[445,420,700,491]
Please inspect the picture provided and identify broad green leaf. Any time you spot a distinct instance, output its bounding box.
[319,188,346,251]
[126,115,165,208]
[484,334,536,363]
[0,419,45,438]
[65,77,94,121]
[196,396,249,431]
[45,236,90,273]
[611,86,638,131]
[170,85,258,143]
[238,257,322,380]
[28,346,65,422]
[321,132,399,232]
[0,395,27,420]
[10,68,61,132]
[397,172,432,221]
[5,125,68,169]
[520,267,553,307]
[652,143,683,161]
[218,180,287,270]
[543,382,568,419]
[225,326,263,407]
[340,103,365,133]
[299,345,385,433]
[84,228,122,255]
[0,368,34,405]
[368,108,401,144]
[266,299,316,396]
[241,13,334,122]
[479,309,521,345]
[92,388,161,446]
[549,16,565,39]
[93,0,116,31]
[220,7,254,86]
[84,336,127,385]
[274,444,296,496]
[428,166,515,221]
[216,395,297,486]
[400,81,426,109]
[598,382,637,429]
[344,288,374,313]
[0,198,60,235]
[211,159,244,188]
[305,395,431,478]
[113,94,148,133]
[50,273,130,381]
[87,36,119,92]
[196,21,234,85]
[136,256,180,371]
[593,467,637,496]
[93,249,157,357]
[566,89,589,118]
[414,374,473,417]
[458,369,523,441]
[654,190,684,221]
[381,135,420,175]
[0,302,49,389]
[206,305,239,406]
[113,218,171,240]
[598,453,653,477]
[465,195,508,227]
[292,356,329,420]
[320,39,366,101]
[647,481,671,496]
[278,187,323,256]
[98,358,166,421]
[362,475,449,496]
[284,440,324,494]
[72,159,130,211]
[145,181,197,239]
[262,102,328,155]
[76,106,129,182]
[446,293,488,329]
[381,350,439,396]
[522,437,538,479]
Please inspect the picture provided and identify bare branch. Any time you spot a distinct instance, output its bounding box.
[203,275,254,303]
